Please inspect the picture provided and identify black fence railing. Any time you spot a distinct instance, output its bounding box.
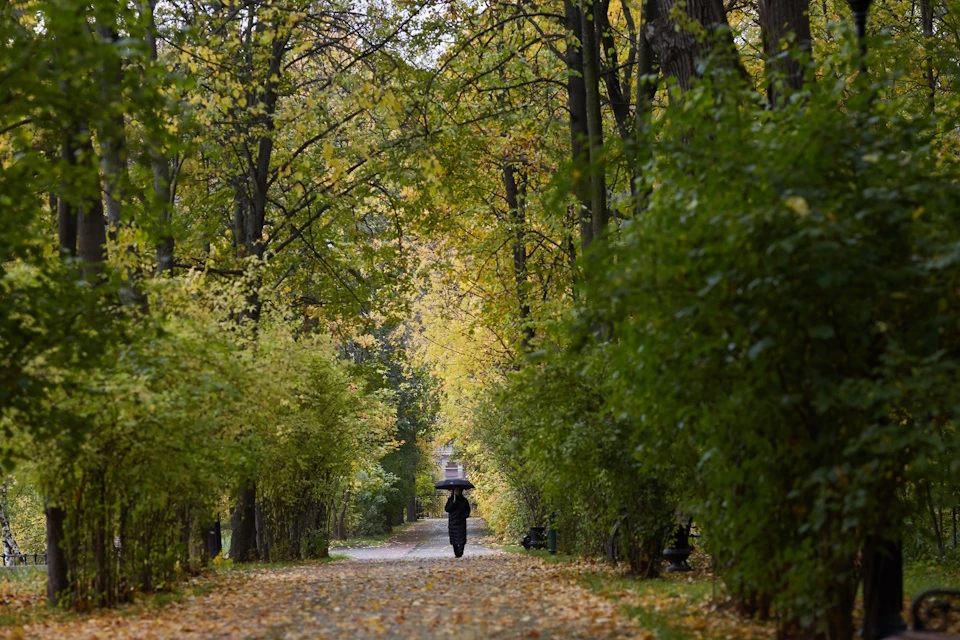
[1,552,47,566]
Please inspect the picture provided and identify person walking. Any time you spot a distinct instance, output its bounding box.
[445,487,470,558]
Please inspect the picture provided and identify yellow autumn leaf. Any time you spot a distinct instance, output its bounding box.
[784,195,810,216]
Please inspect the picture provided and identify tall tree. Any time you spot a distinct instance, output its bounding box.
[758,0,813,105]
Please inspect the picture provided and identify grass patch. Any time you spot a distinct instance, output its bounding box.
[329,522,413,549]
[213,553,347,574]
[582,564,772,640]
[502,544,578,563]
[904,561,960,599]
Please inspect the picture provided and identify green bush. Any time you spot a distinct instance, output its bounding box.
[588,69,960,636]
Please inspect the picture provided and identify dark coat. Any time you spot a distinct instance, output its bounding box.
[445,493,470,546]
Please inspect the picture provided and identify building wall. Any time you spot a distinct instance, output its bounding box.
[435,444,465,480]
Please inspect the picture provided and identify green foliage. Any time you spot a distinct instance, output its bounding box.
[585,69,960,633]
[468,345,683,574]
[350,466,401,537]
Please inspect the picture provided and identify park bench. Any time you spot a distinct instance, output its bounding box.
[891,588,960,640]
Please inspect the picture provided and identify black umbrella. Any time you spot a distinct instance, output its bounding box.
[435,478,475,491]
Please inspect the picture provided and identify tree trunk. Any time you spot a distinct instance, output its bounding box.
[580,0,608,242]
[244,31,286,261]
[920,0,935,113]
[76,135,107,276]
[925,481,945,556]
[758,0,813,105]
[46,505,68,606]
[646,0,742,91]
[142,0,175,274]
[633,0,660,217]
[504,163,534,351]
[0,485,22,566]
[97,23,128,236]
[337,491,350,539]
[406,495,417,524]
[255,500,268,560]
[564,0,593,252]
[229,482,258,562]
[58,134,78,260]
[597,0,631,142]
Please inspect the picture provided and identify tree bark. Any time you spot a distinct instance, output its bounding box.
[229,482,258,562]
[645,0,742,91]
[141,0,175,274]
[633,0,660,217]
[57,134,78,260]
[46,505,68,606]
[406,495,417,523]
[337,491,350,539]
[925,481,945,556]
[597,0,631,142]
[504,163,534,351]
[76,135,108,275]
[758,0,812,105]
[580,0,608,242]
[920,0,935,114]
[0,484,22,566]
[96,21,128,236]
[564,0,593,252]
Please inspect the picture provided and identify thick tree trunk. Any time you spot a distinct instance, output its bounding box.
[76,135,107,274]
[646,0,741,91]
[46,505,68,606]
[142,0,175,274]
[96,23,128,236]
[758,0,812,105]
[406,496,417,523]
[229,482,258,562]
[580,0,608,242]
[564,0,593,252]
[57,135,78,260]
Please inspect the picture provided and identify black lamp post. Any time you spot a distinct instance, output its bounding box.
[847,0,873,72]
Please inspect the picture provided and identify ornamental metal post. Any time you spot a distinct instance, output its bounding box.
[861,538,907,639]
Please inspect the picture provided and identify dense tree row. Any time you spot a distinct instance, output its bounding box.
[409,0,960,638]
[0,0,439,606]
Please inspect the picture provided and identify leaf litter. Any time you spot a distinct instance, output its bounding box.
[9,555,650,639]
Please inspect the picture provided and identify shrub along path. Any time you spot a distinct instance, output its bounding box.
[15,521,645,639]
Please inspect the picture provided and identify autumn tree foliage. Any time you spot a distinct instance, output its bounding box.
[407,0,960,639]
[4,0,960,635]
[1,0,428,608]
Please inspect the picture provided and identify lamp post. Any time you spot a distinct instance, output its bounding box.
[847,0,873,73]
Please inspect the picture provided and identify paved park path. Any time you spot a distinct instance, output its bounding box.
[18,519,644,639]
[337,517,501,560]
